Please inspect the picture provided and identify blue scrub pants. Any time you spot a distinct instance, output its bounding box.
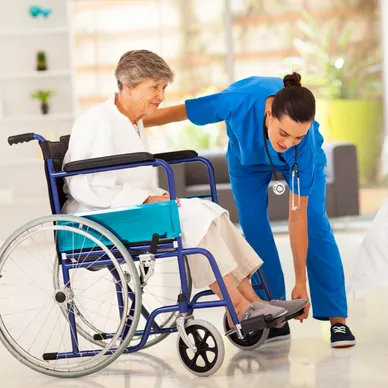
[227,153,348,321]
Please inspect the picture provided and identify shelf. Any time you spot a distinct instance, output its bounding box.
[0,70,72,80]
[0,27,69,37]
[0,158,42,168]
[0,113,74,123]
[0,198,48,206]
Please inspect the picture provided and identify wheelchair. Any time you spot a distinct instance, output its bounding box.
[0,132,280,378]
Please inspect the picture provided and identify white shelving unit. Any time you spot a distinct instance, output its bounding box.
[0,112,74,123]
[0,70,72,80]
[0,0,76,239]
[0,26,69,37]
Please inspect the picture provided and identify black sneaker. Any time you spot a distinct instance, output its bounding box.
[330,324,356,348]
[265,322,291,344]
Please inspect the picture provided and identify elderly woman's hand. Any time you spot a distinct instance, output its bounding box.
[143,193,181,207]
[144,193,170,204]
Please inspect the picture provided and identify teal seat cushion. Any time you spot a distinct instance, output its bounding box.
[58,201,181,252]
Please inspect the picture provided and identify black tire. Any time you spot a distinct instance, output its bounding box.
[177,319,224,377]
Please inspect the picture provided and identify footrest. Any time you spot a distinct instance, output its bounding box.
[240,314,285,336]
[285,308,304,321]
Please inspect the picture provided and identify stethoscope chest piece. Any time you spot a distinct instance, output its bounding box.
[273,181,286,195]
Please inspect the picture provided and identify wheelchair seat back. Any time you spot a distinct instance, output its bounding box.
[40,135,70,214]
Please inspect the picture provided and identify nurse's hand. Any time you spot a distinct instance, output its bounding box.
[291,283,310,322]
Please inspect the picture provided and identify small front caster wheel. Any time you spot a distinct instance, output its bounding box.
[223,312,269,350]
[177,319,225,377]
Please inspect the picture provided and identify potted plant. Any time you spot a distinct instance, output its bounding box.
[31,90,54,115]
[36,51,47,71]
[288,11,383,184]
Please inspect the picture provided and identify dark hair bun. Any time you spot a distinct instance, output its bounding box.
[283,72,302,88]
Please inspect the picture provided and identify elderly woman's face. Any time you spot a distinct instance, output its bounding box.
[126,78,168,116]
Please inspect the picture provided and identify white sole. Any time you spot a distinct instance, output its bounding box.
[331,340,356,348]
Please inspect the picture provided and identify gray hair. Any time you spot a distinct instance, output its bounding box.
[115,50,174,90]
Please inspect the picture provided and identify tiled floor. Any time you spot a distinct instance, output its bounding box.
[1,229,387,388]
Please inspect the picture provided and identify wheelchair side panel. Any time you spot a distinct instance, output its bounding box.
[57,201,181,252]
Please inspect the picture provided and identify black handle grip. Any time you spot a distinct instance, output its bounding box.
[8,133,35,146]
[149,233,160,254]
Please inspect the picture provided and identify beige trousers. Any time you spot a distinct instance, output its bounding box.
[187,213,263,289]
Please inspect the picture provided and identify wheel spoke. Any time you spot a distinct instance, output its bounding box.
[192,330,203,346]
[189,352,200,368]
[201,352,213,368]
[199,329,211,346]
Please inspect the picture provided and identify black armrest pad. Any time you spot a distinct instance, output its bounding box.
[63,152,155,172]
[154,150,198,162]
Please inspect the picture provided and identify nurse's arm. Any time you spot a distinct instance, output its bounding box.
[143,104,188,127]
[289,194,308,283]
[288,194,310,319]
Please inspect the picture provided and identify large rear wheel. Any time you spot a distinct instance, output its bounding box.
[0,215,142,378]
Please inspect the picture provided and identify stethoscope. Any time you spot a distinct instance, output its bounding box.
[263,125,301,211]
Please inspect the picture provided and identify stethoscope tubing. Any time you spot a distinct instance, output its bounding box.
[263,126,300,211]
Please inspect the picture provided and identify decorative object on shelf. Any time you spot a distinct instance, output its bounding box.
[29,5,52,19]
[31,89,54,115]
[36,51,47,71]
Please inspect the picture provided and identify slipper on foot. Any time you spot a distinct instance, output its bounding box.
[242,302,287,321]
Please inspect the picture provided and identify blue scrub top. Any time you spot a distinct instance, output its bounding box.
[185,76,327,196]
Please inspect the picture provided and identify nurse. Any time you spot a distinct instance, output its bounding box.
[144,73,356,348]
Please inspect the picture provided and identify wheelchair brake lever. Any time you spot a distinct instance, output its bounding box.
[139,234,160,287]
[139,253,155,287]
[149,233,160,254]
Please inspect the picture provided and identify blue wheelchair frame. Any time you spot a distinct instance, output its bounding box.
[30,133,272,359]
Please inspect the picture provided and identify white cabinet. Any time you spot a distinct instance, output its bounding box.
[0,0,75,238]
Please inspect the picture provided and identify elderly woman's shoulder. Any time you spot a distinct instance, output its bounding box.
[74,100,113,127]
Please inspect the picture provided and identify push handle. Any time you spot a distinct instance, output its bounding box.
[149,233,160,254]
[8,133,35,146]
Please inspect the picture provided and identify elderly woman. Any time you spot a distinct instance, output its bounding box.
[62,50,307,329]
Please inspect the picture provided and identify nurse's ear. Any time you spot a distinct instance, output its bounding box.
[266,109,274,124]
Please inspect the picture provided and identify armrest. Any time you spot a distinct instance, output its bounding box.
[154,150,198,162]
[63,152,154,172]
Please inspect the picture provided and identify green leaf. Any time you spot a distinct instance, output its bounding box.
[338,24,353,51]
[31,89,54,102]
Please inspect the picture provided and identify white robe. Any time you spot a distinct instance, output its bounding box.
[62,94,227,248]
[347,198,388,299]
